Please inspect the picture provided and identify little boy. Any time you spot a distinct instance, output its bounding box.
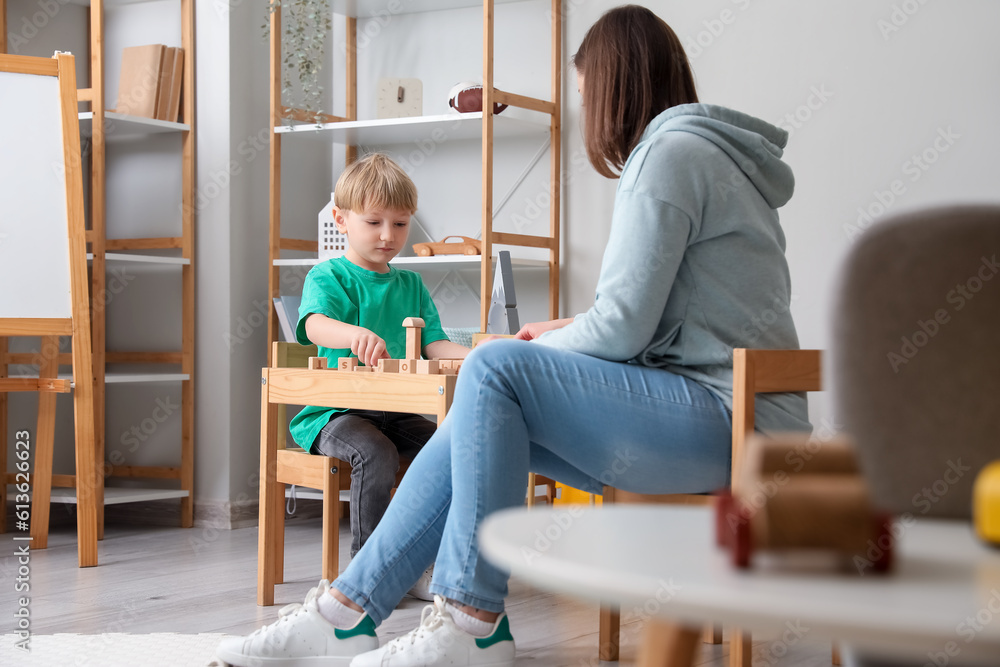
[291,153,469,569]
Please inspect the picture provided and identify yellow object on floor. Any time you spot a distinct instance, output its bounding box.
[974,460,1000,544]
[554,482,602,505]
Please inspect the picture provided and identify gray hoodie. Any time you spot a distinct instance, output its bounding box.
[538,103,811,433]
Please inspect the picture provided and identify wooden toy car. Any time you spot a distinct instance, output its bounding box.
[412,236,482,257]
[716,434,893,572]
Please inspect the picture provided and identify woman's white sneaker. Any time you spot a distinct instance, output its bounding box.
[215,580,378,666]
[350,596,515,667]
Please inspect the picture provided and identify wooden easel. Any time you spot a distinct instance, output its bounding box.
[0,53,100,567]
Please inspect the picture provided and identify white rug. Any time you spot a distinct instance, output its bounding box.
[0,633,232,666]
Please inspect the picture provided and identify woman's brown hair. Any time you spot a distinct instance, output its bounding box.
[572,5,698,178]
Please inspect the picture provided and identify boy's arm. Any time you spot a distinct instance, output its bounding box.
[304,313,390,367]
[424,339,470,360]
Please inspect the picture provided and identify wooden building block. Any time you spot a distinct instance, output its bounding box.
[377,359,400,373]
[354,364,374,372]
[398,359,417,374]
[338,357,358,371]
[416,360,440,375]
[403,317,425,360]
[438,359,463,374]
[308,357,328,370]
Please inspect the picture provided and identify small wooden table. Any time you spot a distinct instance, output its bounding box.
[257,366,457,604]
[480,505,1000,666]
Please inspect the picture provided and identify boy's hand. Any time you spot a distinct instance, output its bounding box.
[352,331,390,368]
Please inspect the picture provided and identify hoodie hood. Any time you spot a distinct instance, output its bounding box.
[641,103,794,209]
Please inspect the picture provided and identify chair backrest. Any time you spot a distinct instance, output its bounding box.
[272,341,318,369]
[731,349,822,492]
[831,205,1000,518]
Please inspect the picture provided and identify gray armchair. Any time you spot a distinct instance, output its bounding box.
[831,204,1000,666]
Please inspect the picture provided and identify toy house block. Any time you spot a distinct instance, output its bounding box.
[416,360,440,375]
[338,357,358,372]
[438,359,463,374]
[398,359,417,374]
[308,357,329,370]
[376,359,400,373]
[402,317,425,360]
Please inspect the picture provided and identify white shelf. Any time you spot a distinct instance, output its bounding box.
[87,252,190,266]
[8,485,190,506]
[274,255,549,268]
[105,372,190,384]
[275,112,549,145]
[79,111,189,139]
[286,487,351,503]
[10,372,189,386]
[328,0,530,17]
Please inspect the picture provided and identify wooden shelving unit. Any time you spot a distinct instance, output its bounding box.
[267,0,562,358]
[0,0,196,533]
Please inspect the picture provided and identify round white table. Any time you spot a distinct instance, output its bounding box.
[480,505,1000,666]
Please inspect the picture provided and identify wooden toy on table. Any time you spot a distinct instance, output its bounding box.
[307,317,464,376]
[716,434,894,572]
[411,236,482,257]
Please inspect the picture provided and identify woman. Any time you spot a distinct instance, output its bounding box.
[217,5,810,666]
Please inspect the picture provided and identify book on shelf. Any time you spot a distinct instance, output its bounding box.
[154,47,175,121]
[166,48,184,123]
[113,44,185,122]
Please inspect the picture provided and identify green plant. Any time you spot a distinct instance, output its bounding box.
[264,0,332,122]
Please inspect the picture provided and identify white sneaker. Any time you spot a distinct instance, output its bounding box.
[407,566,435,602]
[216,580,378,666]
[350,596,515,667]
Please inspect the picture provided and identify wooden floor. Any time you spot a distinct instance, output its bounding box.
[0,513,836,666]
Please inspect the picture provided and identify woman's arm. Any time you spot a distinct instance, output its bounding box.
[514,318,575,341]
[424,339,470,360]
[304,313,389,367]
[537,191,691,361]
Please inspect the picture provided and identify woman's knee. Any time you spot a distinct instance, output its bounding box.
[461,339,536,382]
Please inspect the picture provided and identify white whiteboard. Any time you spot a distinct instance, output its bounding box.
[0,70,73,319]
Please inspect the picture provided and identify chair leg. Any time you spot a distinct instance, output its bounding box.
[273,482,286,585]
[599,604,620,661]
[526,472,536,507]
[703,624,723,644]
[832,642,841,665]
[257,377,279,606]
[729,628,752,667]
[638,620,699,667]
[322,462,340,582]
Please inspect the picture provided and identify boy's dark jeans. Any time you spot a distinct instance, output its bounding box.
[311,409,436,557]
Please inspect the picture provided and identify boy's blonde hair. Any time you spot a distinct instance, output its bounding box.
[334,153,417,213]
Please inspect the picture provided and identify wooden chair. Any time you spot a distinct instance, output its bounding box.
[257,342,457,606]
[599,348,823,667]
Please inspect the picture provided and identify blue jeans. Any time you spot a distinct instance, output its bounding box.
[311,410,436,557]
[333,340,732,624]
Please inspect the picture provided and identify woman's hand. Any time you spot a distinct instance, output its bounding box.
[351,330,390,367]
[514,318,575,341]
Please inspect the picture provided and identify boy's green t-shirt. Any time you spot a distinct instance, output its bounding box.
[289,257,449,450]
